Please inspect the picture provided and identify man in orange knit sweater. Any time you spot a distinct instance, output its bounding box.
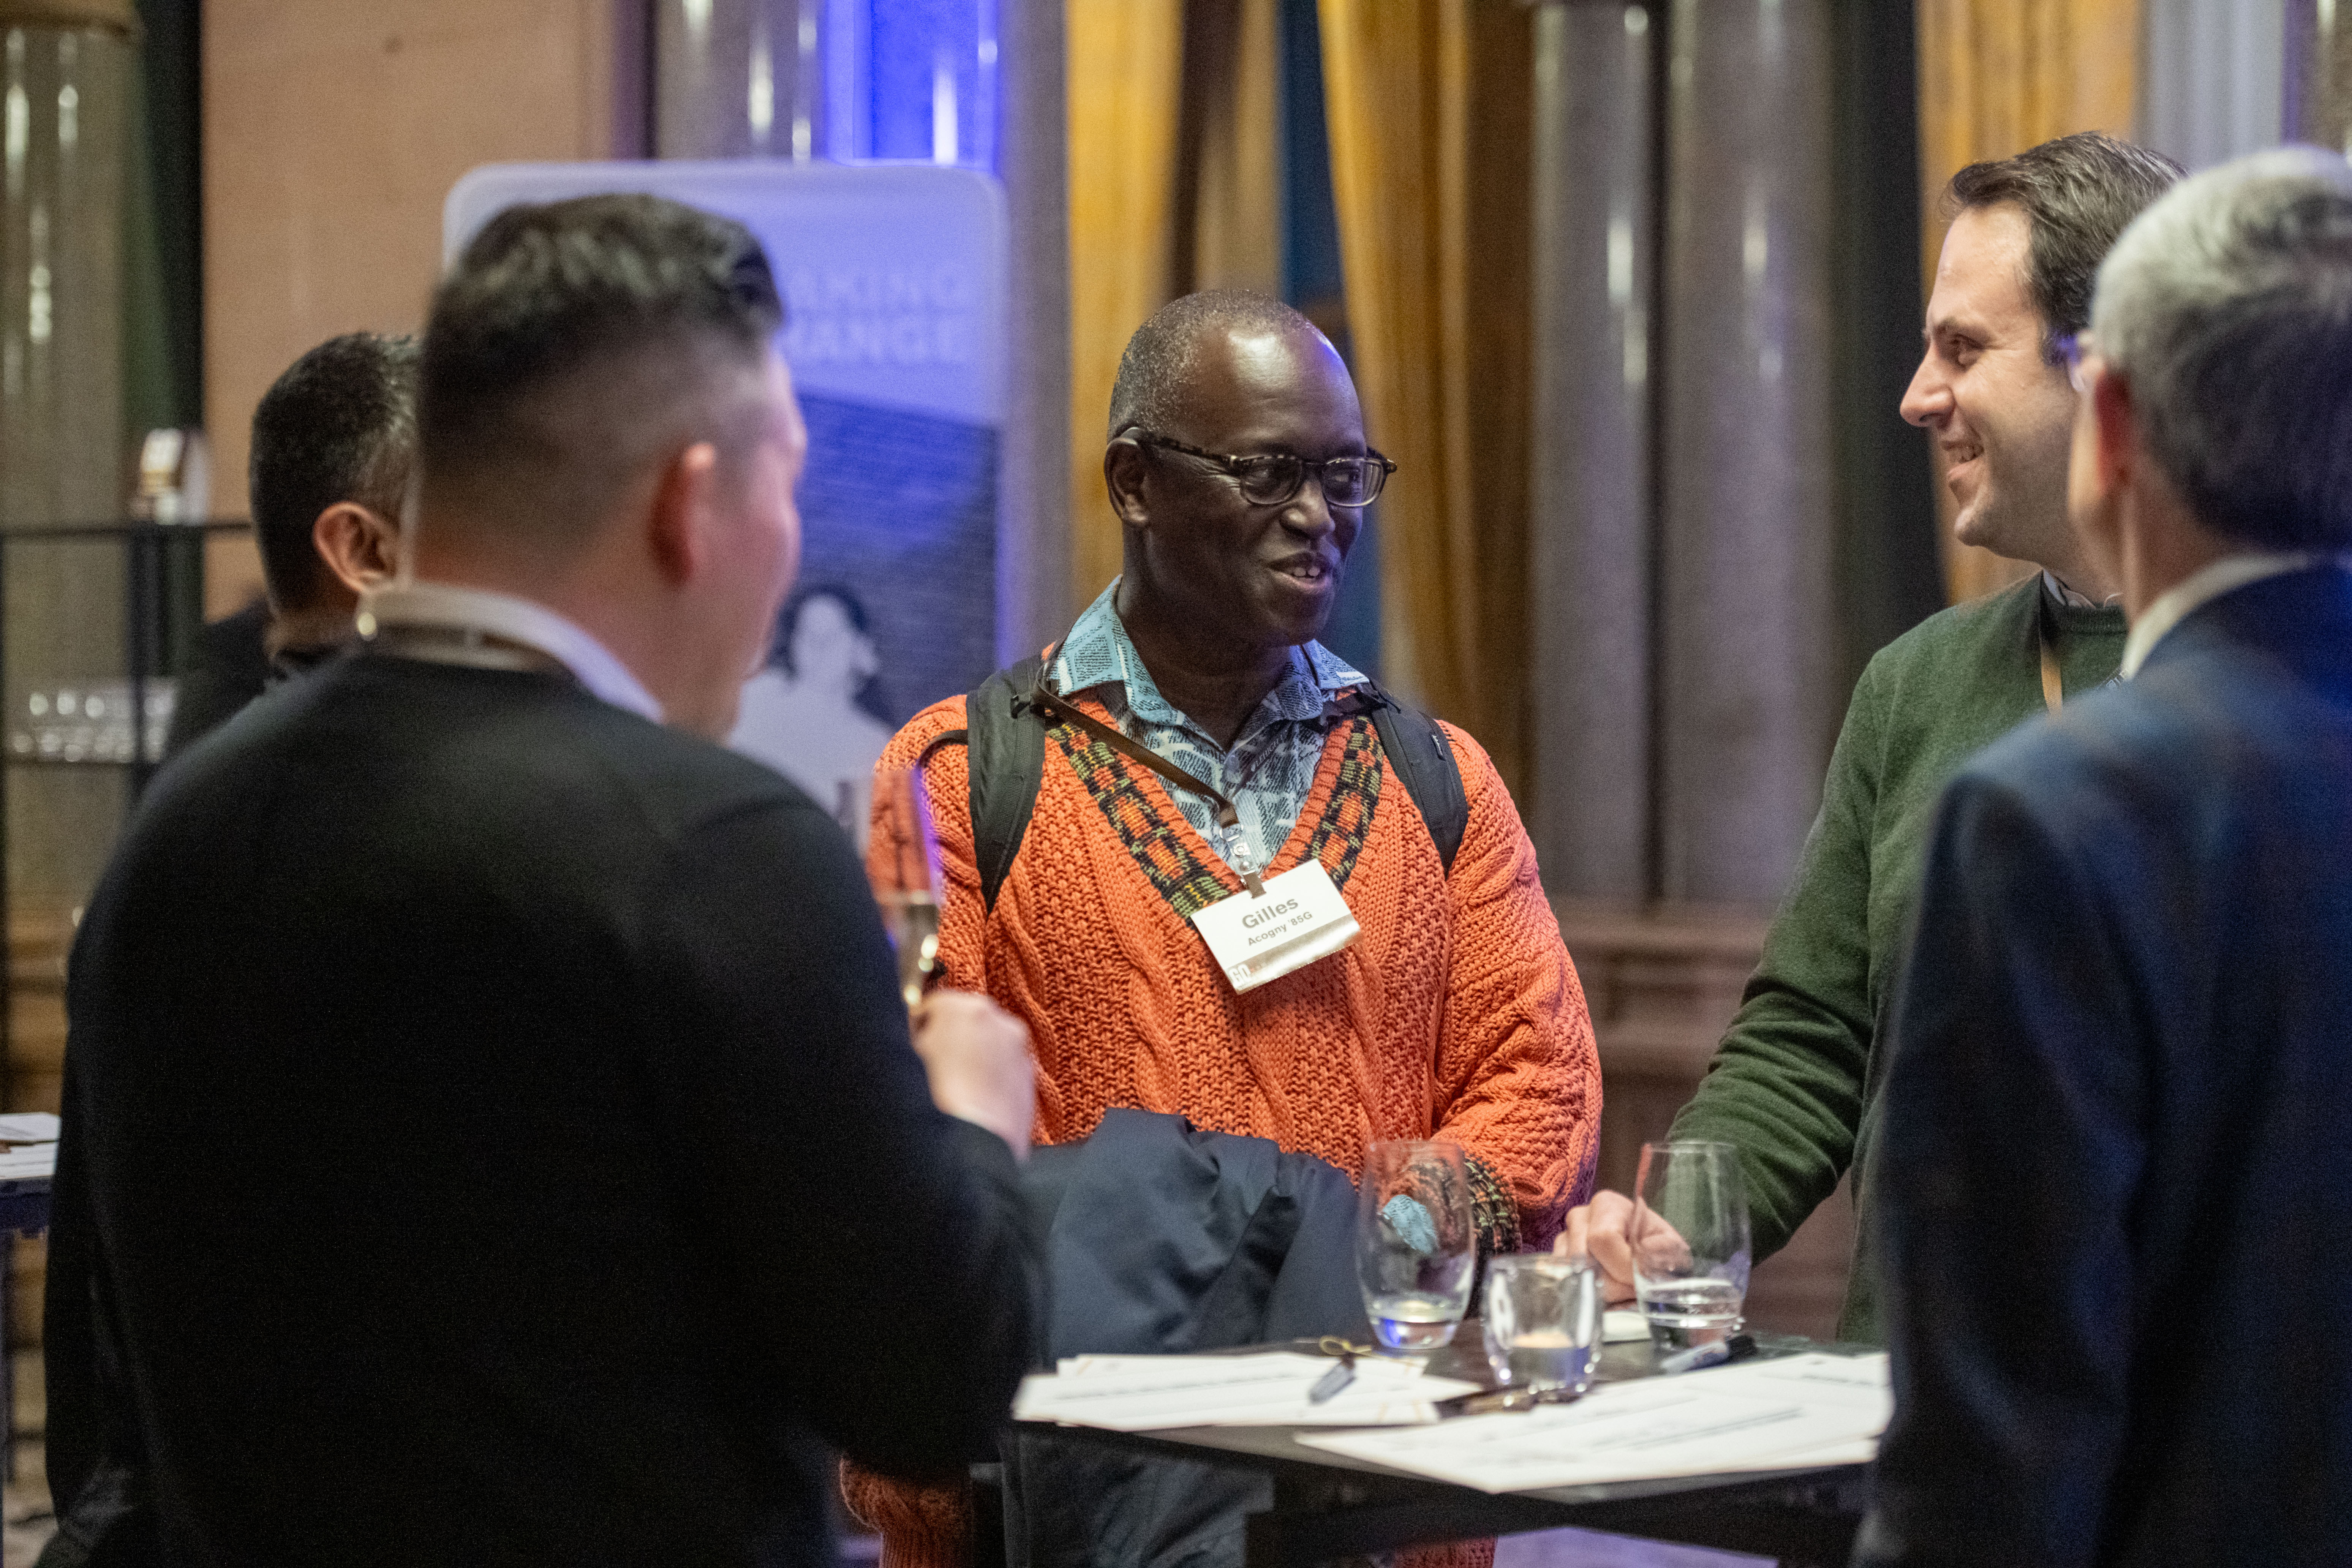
[849,291,1600,1567]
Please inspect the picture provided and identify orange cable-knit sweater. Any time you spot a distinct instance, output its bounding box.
[846,691,1602,1568]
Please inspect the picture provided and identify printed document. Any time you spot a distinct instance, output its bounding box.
[1298,1352,1889,1492]
[1014,1351,1482,1430]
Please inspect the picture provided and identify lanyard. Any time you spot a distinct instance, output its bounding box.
[2037,612,2065,714]
[1029,643,1268,895]
[367,622,571,679]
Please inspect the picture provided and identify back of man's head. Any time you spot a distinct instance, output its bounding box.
[1108,290,1329,439]
[418,194,784,557]
[250,332,419,613]
[2092,147,2352,553]
[1949,133,2185,354]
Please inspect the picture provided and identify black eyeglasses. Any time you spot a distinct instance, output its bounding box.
[2052,330,2095,395]
[1126,431,1396,508]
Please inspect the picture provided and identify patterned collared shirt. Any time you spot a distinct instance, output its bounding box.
[1045,580,1368,874]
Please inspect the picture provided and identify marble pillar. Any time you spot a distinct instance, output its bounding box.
[654,0,828,159]
[2286,0,2352,155]
[1657,0,1834,910]
[0,9,134,905]
[1527,0,1653,904]
[2139,0,2287,170]
[993,0,1071,660]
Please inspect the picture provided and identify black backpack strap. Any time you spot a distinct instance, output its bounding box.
[960,654,1046,912]
[939,657,1466,905]
[1355,688,1469,876]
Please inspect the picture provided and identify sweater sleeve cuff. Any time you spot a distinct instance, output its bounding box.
[1465,1152,1522,1258]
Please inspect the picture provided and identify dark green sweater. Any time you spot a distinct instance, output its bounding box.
[1668,574,2126,1342]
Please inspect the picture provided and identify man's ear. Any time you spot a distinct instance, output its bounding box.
[2090,366,2137,495]
[312,503,403,597]
[1104,438,1151,531]
[646,440,723,588]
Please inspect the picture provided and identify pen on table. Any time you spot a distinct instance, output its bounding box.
[1657,1332,1757,1375]
[1307,1351,1356,1404]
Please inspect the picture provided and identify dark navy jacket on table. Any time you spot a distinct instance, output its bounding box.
[1857,563,2352,1568]
[1004,1108,1367,1568]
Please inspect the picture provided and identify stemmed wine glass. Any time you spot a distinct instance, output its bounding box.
[868,766,946,1009]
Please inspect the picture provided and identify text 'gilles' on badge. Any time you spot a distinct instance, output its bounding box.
[1189,859,1362,993]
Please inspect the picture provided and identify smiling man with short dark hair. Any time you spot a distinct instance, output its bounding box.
[1566,132,2183,1342]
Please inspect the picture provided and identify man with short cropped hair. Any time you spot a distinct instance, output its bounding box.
[852,289,1598,1566]
[45,194,1042,1567]
[1859,145,2352,1568]
[1567,134,2181,1341]
[164,332,417,757]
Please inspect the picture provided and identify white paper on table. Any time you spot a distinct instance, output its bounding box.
[1297,1353,1889,1493]
[0,1113,58,1144]
[1013,1351,1483,1430]
[0,1146,55,1180]
[1603,1310,1650,1343]
[1687,1351,1892,1415]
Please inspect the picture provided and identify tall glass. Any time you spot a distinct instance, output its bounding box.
[1631,1140,1751,1351]
[1356,1139,1476,1350]
[868,766,945,1009]
[1483,1252,1604,1395]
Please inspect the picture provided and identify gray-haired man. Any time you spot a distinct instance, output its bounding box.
[1860,147,2352,1568]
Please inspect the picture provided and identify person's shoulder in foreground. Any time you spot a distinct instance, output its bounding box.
[1860,147,2352,1568]
[49,190,1042,1568]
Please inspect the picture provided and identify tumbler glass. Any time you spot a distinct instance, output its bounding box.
[1355,1138,1476,1350]
[1482,1252,1604,1395]
[1631,1140,1751,1351]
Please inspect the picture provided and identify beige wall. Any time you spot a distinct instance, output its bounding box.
[201,0,644,612]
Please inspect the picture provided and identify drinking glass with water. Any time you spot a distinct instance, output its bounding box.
[1355,1139,1476,1350]
[1631,1140,1751,1352]
[1483,1252,1604,1396]
[868,767,947,1010]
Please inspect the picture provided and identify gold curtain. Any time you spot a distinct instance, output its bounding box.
[1317,0,1531,792]
[1179,0,1283,296]
[1917,0,2140,603]
[1067,0,1185,612]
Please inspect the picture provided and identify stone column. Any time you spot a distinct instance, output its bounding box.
[1526,0,1654,905]
[1656,0,1835,910]
[654,0,828,159]
[993,0,1070,661]
[2285,0,2352,155]
[0,5,135,906]
[2138,0,2286,169]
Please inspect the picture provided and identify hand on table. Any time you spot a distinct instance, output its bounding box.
[909,988,1034,1162]
[1557,1189,1690,1306]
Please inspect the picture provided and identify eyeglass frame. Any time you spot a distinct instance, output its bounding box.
[2052,330,2097,395]
[1120,428,1397,509]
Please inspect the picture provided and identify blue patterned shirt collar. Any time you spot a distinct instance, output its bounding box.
[1042,581,1369,872]
[1046,579,1366,740]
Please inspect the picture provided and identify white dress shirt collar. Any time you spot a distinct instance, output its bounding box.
[359,581,664,723]
[2121,552,2344,680]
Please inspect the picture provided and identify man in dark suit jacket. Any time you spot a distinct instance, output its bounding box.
[1858,149,2352,1568]
[44,194,1044,1567]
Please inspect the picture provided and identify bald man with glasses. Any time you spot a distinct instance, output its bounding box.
[849,290,1599,1568]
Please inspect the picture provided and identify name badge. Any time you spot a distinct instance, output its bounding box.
[1189,860,1361,993]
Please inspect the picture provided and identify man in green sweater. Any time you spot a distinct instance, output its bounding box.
[1566,133,2181,1343]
